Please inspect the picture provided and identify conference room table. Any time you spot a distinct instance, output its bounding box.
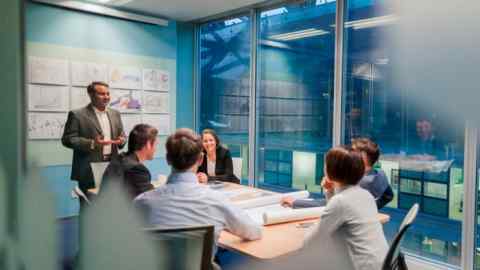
[217,183,391,260]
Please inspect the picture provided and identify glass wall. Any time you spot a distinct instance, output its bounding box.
[255,1,336,194]
[342,0,464,265]
[198,15,251,181]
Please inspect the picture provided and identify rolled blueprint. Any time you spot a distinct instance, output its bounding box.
[262,207,324,225]
[234,190,309,209]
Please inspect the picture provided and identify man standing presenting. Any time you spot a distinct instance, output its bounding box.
[62,81,126,209]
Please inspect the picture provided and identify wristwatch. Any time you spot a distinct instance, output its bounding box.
[90,139,95,150]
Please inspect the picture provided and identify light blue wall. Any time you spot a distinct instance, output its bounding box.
[26,3,177,59]
[176,22,195,129]
[26,3,194,217]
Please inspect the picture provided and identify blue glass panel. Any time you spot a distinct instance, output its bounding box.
[198,15,251,178]
[343,0,465,265]
[256,1,335,191]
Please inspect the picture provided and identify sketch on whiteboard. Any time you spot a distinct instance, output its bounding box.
[109,66,142,90]
[70,87,92,110]
[29,57,69,85]
[143,68,169,91]
[71,62,108,86]
[143,114,170,135]
[110,89,142,112]
[28,84,69,112]
[143,91,169,113]
[28,112,67,139]
[121,114,143,136]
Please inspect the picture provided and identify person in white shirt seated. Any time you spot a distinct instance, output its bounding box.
[134,128,262,255]
[303,146,388,270]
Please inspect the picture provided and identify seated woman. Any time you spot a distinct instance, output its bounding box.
[303,146,388,270]
[282,137,393,209]
[197,129,240,184]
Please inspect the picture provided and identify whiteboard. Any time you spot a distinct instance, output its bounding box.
[142,114,170,135]
[142,91,169,113]
[28,112,67,139]
[109,66,142,90]
[71,61,108,86]
[28,84,69,112]
[121,114,143,137]
[70,87,91,110]
[110,89,142,112]
[29,57,69,85]
[143,68,169,91]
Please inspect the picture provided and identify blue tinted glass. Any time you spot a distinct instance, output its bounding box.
[198,16,251,181]
[256,1,335,194]
[343,0,464,265]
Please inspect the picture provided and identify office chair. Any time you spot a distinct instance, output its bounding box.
[381,203,419,270]
[144,225,215,270]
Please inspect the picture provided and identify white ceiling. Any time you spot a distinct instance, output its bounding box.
[119,0,268,22]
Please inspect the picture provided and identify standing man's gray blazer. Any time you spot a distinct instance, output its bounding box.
[62,104,125,190]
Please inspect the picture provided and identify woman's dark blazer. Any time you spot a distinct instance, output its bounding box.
[198,145,240,184]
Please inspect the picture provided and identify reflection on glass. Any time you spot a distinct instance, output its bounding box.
[343,0,464,265]
[198,16,251,182]
[256,1,335,194]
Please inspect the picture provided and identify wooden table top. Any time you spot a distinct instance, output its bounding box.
[217,184,390,260]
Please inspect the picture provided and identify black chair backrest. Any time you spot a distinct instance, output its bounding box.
[144,225,215,270]
[382,203,419,270]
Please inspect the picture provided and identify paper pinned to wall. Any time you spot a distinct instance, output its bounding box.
[109,66,142,90]
[142,114,170,135]
[28,84,69,112]
[29,57,69,85]
[142,91,169,113]
[143,68,169,91]
[71,61,108,86]
[70,87,91,110]
[110,89,142,112]
[28,112,67,139]
[121,114,143,137]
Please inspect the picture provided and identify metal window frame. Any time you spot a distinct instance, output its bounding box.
[332,0,345,147]
[248,9,258,186]
[461,121,478,270]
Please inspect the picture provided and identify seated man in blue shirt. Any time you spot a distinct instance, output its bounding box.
[282,138,393,209]
[134,128,262,255]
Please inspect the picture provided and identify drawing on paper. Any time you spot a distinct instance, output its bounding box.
[29,57,69,85]
[70,87,92,110]
[71,62,108,86]
[122,114,143,136]
[110,89,142,112]
[28,112,67,139]
[109,66,142,90]
[143,68,169,91]
[142,114,170,135]
[143,91,169,113]
[28,84,69,112]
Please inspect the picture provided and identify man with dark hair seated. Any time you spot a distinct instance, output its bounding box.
[102,124,158,199]
[134,128,262,255]
[282,138,393,210]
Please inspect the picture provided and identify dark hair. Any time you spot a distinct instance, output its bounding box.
[351,137,380,166]
[166,128,203,171]
[87,81,109,95]
[127,124,158,153]
[325,146,365,186]
[201,129,220,146]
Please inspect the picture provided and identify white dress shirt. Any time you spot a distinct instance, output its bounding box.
[207,159,216,176]
[305,185,388,270]
[93,107,112,155]
[134,171,262,254]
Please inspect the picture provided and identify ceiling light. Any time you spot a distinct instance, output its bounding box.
[331,15,397,30]
[270,28,330,41]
